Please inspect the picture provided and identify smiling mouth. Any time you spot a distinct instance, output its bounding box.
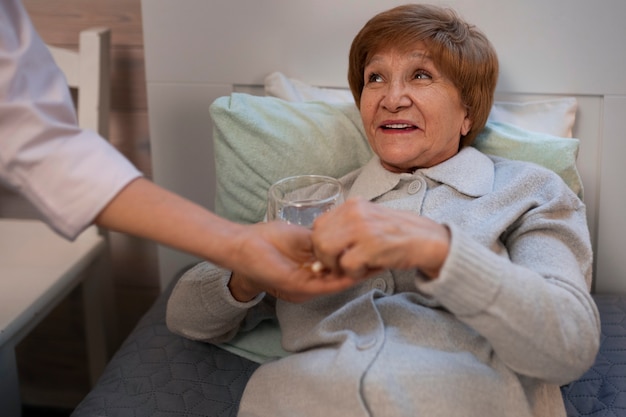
[382,123,417,131]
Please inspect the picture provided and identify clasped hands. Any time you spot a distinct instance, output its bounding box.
[229,197,450,303]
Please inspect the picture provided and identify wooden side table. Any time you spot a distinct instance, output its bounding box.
[0,219,111,417]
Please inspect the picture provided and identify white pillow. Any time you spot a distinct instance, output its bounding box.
[264,72,577,138]
[265,72,354,103]
[489,98,577,138]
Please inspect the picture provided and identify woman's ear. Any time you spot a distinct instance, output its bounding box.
[461,116,472,136]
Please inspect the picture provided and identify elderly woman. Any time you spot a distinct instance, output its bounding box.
[167,4,600,417]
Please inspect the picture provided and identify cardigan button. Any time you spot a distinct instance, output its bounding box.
[407,180,422,195]
[372,278,387,292]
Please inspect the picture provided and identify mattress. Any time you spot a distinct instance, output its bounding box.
[71,273,625,417]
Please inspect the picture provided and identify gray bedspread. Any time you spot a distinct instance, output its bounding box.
[71,269,626,417]
[71,269,259,417]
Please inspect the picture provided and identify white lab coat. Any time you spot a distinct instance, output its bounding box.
[0,0,141,239]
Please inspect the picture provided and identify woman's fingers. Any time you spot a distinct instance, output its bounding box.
[311,197,450,279]
[311,198,362,274]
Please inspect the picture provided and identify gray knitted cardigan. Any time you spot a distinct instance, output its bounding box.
[167,147,600,417]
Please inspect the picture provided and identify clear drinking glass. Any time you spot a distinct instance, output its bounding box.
[267,175,344,228]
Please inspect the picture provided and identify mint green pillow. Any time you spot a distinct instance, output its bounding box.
[211,93,372,224]
[474,121,582,198]
[211,93,582,225]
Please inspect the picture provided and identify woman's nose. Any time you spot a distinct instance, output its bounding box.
[381,81,411,111]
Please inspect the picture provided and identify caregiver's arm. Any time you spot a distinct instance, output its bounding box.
[96,178,362,301]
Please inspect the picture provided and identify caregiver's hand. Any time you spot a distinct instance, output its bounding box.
[311,197,451,279]
[227,220,366,303]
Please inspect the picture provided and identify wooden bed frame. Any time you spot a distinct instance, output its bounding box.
[142,0,626,296]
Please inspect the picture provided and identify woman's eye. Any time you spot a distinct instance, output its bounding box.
[414,70,432,80]
[367,73,383,83]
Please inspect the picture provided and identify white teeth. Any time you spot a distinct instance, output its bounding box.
[384,123,412,129]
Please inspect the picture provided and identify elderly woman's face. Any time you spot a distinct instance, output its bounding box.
[360,43,472,173]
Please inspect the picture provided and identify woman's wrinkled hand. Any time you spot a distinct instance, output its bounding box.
[311,197,450,279]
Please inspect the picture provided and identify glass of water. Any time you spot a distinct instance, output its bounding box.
[267,175,344,228]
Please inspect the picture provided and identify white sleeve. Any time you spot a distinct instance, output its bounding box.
[0,0,141,240]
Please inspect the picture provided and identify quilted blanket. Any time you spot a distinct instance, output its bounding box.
[71,271,625,417]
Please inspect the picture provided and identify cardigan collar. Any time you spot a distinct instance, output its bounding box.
[348,147,494,202]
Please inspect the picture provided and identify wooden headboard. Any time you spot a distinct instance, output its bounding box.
[141,0,626,293]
